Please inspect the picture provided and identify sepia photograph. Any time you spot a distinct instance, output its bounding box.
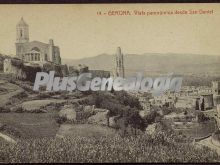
[0,3,220,163]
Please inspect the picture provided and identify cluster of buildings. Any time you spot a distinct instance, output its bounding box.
[129,80,220,125]
[2,18,124,81]
[150,82,220,111]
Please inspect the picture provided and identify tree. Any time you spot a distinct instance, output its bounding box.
[127,110,146,132]
[145,110,160,124]
[197,112,208,123]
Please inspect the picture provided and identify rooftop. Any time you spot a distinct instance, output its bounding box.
[16,17,28,27]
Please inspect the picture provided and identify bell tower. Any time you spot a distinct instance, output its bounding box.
[115,47,125,78]
[16,17,29,43]
[16,17,29,59]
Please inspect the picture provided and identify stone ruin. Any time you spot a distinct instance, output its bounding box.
[3,57,69,82]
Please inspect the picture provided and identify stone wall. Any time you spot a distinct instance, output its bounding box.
[3,56,111,82]
[68,66,79,76]
[3,57,64,82]
[68,64,89,76]
[89,70,111,78]
[4,58,27,79]
[41,62,63,77]
[0,55,4,71]
[60,64,69,76]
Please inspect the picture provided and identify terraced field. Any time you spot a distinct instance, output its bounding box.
[0,80,24,107]
[0,113,59,138]
[57,124,117,138]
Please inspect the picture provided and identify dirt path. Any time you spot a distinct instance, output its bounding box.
[0,132,16,143]
[197,137,220,155]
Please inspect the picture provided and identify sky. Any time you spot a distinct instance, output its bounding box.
[0,4,219,59]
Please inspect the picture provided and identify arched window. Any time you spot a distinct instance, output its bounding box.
[45,54,48,61]
[38,54,40,61]
[20,29,23,37]
[31,54,34,61]
[35,54,38,61]
[31,47,40,52]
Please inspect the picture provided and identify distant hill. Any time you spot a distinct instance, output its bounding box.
[62,53,220,76]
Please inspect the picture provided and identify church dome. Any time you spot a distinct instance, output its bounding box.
[17,17,28,27]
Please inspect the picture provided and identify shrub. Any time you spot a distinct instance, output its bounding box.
[54,115,67,125]
[81,91,146,132]
[38,93,51,99]
[0,106,10,113]
[197,112,209,123]
[144,110,160,124]
[13,106,23,113]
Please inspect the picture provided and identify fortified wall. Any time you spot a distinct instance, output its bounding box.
[3,57,69,82]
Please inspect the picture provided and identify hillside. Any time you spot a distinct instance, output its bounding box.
[0,76,220,162]
[62,53,220,76]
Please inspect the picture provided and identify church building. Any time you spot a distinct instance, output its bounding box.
[15,17,61,65]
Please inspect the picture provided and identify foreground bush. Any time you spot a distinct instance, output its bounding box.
[0,132,219,163]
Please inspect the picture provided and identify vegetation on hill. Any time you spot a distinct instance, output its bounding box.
[80,91,146,132]
[0,128,219,163]
[0,76,220,163]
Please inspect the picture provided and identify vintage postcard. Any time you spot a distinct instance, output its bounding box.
[0,3,220,163]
